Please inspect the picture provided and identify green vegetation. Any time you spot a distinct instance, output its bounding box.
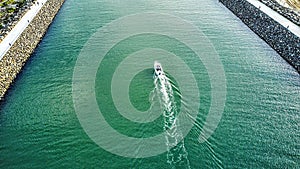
[0,0,27,8]
[7,8,15,13]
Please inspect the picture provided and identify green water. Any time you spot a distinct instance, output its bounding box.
[1,0,299,168]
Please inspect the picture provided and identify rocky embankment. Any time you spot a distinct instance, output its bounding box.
[220,0,300,73]
[259,0,300,26]
[0,0,37,42]
[0,0,65,99]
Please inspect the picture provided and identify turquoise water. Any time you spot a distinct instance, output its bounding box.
[1,0,299,168]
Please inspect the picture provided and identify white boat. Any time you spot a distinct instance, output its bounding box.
[154,61,164,76]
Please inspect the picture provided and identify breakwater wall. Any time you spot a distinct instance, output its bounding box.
[0,0,65,99]
[220,0,300,73]
[258,0,300,26]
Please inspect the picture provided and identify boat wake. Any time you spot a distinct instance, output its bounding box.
[153,61,191,169]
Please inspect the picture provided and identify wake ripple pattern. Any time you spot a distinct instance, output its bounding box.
[154,73,191,169]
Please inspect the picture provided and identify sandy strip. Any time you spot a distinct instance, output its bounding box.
[276,0,300,10]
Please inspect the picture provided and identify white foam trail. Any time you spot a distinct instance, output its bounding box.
[154,70,191,169]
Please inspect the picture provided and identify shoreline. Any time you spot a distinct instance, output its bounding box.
[0,0,65,99]
[220,0,300,73]
[0,0,37,42]
[0,0,48,60]
[259,0,300,26]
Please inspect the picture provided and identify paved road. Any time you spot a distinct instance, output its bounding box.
[0,0,48,60]
[247,0,300,38]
